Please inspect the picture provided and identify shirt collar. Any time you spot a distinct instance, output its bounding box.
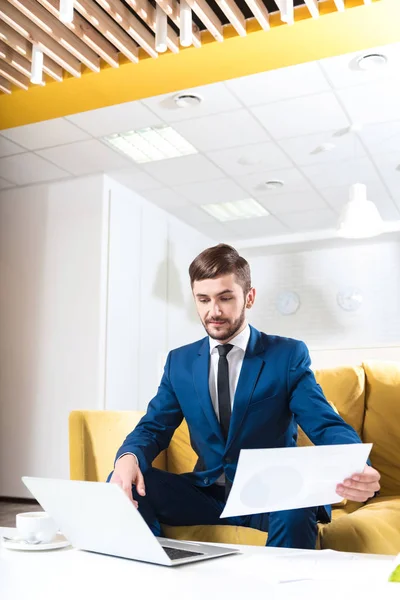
[209,324,250,354]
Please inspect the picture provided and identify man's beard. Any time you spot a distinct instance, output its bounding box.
[202,305,246,342]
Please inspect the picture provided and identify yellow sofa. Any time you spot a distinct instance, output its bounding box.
[69,360,400,555]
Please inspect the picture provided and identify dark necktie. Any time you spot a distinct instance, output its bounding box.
[217,344,233,441]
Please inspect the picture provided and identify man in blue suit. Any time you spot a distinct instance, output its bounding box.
[109,244,380,548]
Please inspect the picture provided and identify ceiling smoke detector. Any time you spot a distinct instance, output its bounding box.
[351,53,388,72]
[174,93,203,108]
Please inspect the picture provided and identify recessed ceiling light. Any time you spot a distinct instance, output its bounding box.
[310,143,336,155]
[174,93,203,108]
[350,53,388,72]
[256,179,285,191]
[104,125,198,164]
[201,199,269,222]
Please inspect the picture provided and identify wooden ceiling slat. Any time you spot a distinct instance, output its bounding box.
[184,0,223,41]
[303,0,319,18]
[0,22,63,81]
[242,0,269,29]
[214,0,246,36]
[74,0,139,63]
[153,0,202,48]
[0,75,12,94]
[0,3,81,77]
[333,0,345,10]
[36,0,120,68]
[275,0,294,24]
[0,59,30,90]
[95,0,157,58]
[7,0,100,71]
[0,40,32,77]
[123,0,180,54]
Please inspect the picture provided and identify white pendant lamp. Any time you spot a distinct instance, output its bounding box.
[337,183,384,239]
[155,5,168,53]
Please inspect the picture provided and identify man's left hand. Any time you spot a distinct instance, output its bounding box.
[336,465,381,502]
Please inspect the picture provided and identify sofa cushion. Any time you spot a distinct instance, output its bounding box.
[314,365,366,437]
[167,420,197,474]
[362,361,400,497]
[319,495,400,555]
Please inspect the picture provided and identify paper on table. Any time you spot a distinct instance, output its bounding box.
[220,443,372,518]
[239,551,394,585]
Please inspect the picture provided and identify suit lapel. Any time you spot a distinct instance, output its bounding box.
[193,338,225,443]
[226,326,265,450]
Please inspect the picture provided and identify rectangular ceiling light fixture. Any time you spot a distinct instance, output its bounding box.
[104,125,198,164]
[201,198,269,222]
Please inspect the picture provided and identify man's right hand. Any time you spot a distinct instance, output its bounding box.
[110,454,146,508]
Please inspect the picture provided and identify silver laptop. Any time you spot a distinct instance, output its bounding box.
[22,476,240,566]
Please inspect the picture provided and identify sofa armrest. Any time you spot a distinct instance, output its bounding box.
[69,410,167,482]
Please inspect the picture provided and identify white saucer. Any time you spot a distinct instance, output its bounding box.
[2,533,71,551]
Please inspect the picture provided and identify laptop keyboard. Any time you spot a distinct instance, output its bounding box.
[162,546,205,561]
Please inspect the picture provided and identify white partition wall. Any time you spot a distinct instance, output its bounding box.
[0,175,212,497]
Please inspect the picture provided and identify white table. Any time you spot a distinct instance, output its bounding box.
[1,526,398,600]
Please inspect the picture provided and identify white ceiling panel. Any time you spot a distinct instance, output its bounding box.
[66,101,162,137]
[337,79,400,126]
[37,140,132,176]
[172,110,269,152]
[142,83,242,123]
[251,93,349,139]
[226,215,289,237]
[0,135,26,158]
[318,43,400,90]
[258,190,328,215]
[278,131,366,166]
[172,178,248,205]
[140,188,189,211]
[0,176,15,190]
[0,153,70,185]
[359,120,400,156]
[1,118,91,150]
[171,204,217,226]
[301,156,381,189]
[371,153,400,201]
[109,168,164,192]
[277,208,338,232]
[141,154,224,186]
[225,62,330,107]
[321,181,400,221]
[195,221,240,241]
[236,167,313,198]
[206,142,291,178]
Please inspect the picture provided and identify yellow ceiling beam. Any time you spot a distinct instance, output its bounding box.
[0,0,397,131]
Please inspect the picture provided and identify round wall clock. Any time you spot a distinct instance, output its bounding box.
[337,287,363,312]
[276,291,301,316]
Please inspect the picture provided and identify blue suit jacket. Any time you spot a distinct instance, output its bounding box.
[116,326,363,522]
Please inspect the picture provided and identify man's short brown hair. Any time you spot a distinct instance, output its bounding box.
[189,244,251,293]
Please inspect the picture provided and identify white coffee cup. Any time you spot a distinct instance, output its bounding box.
[16,512,58,544]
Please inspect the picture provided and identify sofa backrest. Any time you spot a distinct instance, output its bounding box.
[362,361,400,497]
[69,410,166,482]
[168,365,367,473]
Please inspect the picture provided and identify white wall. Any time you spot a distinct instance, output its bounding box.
[0,174,212,496]
[242,240,400,368]
[103,176,211,410]
[0,176,108,497]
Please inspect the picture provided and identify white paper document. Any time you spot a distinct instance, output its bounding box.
[220,443,372,518]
